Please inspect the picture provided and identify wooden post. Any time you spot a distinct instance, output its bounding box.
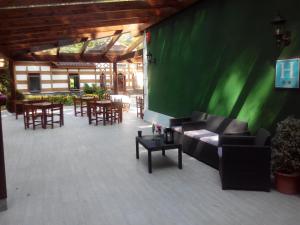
[113,62,118,94]
[0,95,7,211]
[9,60,16,113]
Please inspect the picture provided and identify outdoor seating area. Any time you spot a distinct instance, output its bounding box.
[88,100,123,126]
[22,100,64,129]
[0,108,300,225]
[0,0,300,225]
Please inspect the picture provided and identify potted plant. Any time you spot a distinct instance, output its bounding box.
[271,116,300,194]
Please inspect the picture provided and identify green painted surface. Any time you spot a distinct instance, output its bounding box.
[148,0,300,132]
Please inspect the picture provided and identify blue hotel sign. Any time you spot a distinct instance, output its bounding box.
[276,58,300,88]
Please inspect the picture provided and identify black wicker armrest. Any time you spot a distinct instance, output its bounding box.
[221,145,271,162]
[170,117,191,127]
[220,145,271,192]
[182,120,206,132]
[219,135,255,146]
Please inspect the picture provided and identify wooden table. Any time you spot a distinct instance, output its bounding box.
[15,99,46,119]
[31,102,53,129]
[87,100,112,125]
[136,135,182,173]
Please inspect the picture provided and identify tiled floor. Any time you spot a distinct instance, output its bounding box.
[0,107,299,225]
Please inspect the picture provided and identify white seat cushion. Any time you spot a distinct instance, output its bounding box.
[184,129,217,139]
[172,126,182,133]
[200,135,219,146]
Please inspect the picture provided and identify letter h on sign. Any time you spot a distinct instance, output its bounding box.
[276,58,300,88]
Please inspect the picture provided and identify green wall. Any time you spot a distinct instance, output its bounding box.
[148,0,300,132]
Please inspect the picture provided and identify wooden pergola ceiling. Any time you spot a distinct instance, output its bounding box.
[0,0,199,63]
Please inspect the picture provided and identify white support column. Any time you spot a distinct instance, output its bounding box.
[143,32,149,111]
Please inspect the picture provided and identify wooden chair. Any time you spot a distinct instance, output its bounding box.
[89,102,105,126]
[46,103,63,128]
[23,104,43,130]
[73,97,82,116]
[136,96,144,119]
[104,104,116,125]
[112,102,123,123]
[103,93,111,100]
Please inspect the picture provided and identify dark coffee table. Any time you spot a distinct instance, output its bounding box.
[136,135,182,173]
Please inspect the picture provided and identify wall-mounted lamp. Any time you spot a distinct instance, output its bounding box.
[146,52,156,64]
[271,12,291,47]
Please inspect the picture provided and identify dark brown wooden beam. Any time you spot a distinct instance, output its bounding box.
[0,0,182,12]
[0,15,154,32]
[0,10,160,30]
[0,8,169,25]
[79,41,90,58]
[123,36,143,54]
[113,62,118,94]
[116,49,143,62]
[12,53,112,63]
[0,0,150,9]
[0,24,125,37]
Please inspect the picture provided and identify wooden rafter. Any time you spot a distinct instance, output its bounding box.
[0,0,199,60]
[79,41,90,58]
[0,16,154,31]
[116,49,143,62]
[56,46,60,58]
[123,36,143,54]
[13,53,112,63]
[101,30,123,57]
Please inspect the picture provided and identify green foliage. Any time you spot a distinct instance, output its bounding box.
[83,83,94,94]
[59,42,84,54]
[83,83,106,99]
[26,95,74,105]
[0,67,10,94]
[271,116,300,174]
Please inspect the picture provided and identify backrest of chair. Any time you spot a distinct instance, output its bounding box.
[221,118,248,135]
[112,101,122,109]
[136,96,143,111]
[103,93,111,100]
[73,97,81,104]
[89,101,97,110]
[191,111,207,122]
[255,128,271,146]
[205,114,226,132]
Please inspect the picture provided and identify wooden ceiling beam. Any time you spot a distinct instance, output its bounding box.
[101,30,123,57]
[2,36,86,47]
[0,10,162,29]
[79,40,91,58]
[123,36,143,54]
[0,7,174,23]
[146,0,198,8]
[116,49,143,62]
[0,17,154,31]
[0,0,149,9]
[0,24,126,37]
[0,0,183,14]
[12,53,112,63]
